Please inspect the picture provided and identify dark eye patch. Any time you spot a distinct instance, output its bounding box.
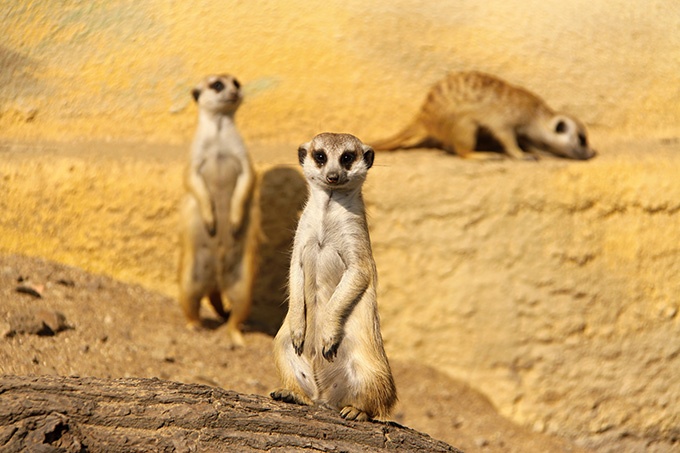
[313,150,327,166]
[555,120,567,134]
[209,80,225,92]
[233,78,241,90]
[578,133,588,147]
[340,151,356,169]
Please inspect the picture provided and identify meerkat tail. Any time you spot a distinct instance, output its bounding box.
[370,121,429,151]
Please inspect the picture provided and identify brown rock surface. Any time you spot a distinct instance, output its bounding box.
[0,374,462,452]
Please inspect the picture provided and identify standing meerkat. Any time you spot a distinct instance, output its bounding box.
[178,74,260,347]
[371,70,596,160]
[271,132,397,421]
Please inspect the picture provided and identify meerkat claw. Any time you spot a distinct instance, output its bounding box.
[292,340,304,356]
[270,388,309,406]
[340,405,369,421]
[322,342,338,361]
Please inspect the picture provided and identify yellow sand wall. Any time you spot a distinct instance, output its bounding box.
[2,0,680,144]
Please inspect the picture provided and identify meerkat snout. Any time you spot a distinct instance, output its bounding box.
[549,115,596,160]
[326,171,339,184]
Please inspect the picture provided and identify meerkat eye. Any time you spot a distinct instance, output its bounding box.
[340,151,356,169]
[209,80,225,92]
[232,78,241,89]
[313,150,327,166]
[555,120,568,134]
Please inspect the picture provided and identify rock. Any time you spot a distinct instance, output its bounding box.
[6,310,69,336]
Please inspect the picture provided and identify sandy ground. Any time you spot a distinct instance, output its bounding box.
[0,253,588,453]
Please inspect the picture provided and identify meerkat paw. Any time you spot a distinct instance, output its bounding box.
[270,388,311,406]
[340,405,369,422]
[229,210,243,233]
[290,330,305,356]
[205,219,217,237]
[521,153,540,162]
[186,320,203,331]
[321,335,340,361]
[227,328,246,349]
[199,204,217,236]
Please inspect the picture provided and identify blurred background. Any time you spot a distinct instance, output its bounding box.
[3,0,679,143]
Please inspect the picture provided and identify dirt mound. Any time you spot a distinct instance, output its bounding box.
[0,254,584,452]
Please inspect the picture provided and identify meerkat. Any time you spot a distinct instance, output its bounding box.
[178,74,260,347]
[371,70,596,160]
[271,132,397,421]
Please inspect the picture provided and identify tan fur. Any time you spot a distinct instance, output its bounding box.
[271,133,397,421]
[372,71,596,160]
[178,74,260,347]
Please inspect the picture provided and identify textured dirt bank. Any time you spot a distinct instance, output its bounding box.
[1,136,679,451]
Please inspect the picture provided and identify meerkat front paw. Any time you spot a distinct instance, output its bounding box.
[200,204,217,236]
[204,215,217,236]
[322,335,340,361]
[201,214,216,236]
[291,330,305,355]
[230,209,243,233]
[340,405,369,421]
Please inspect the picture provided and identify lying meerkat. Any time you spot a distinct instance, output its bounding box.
[178,74,260,347]
[271,132,397,421]
[371,70,596,160]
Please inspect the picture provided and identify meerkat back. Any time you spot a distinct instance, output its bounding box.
[372,71,596,160]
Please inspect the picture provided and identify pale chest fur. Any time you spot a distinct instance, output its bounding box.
[295,191,371,307]
[191,117,246,194]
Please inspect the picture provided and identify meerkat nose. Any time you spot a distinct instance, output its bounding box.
[326,173,339,184]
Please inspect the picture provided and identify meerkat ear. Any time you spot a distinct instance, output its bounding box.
[298,142,311,166]
[362,145,375,169]
[191,88,201,102]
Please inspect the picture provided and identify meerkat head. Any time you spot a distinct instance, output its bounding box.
[191,74,242,115]
[544,114,596,160]
[298,132,375,191]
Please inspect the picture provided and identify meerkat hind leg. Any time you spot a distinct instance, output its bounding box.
[443,119,502,160]
[179,295,202,330]
[222,294,245,348]
[221,281,250,347]
[178,270,205,330]
[222,249,257,347]
[208,291,231,319]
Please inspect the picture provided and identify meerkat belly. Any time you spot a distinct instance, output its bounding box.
[313,244,345,303]
[316,295,378,406]
[301,235,345,344]
[190,152,243,280]
[203,152,241,222]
